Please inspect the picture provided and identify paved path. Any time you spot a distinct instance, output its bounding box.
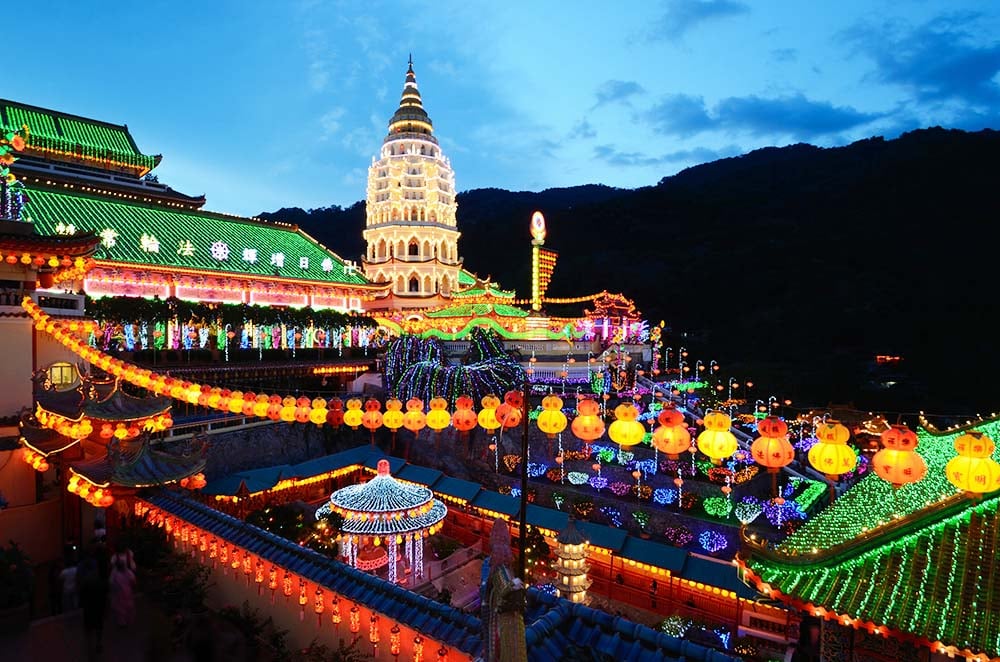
[0,595,176,662]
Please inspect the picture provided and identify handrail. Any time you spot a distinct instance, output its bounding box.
[740,491,974,567]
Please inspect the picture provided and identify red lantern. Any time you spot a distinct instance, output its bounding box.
[451,395,478,434]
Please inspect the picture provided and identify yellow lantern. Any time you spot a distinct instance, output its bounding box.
[808,420,857,480]
[537,394,568,439]
[946,431,1000,496]
[478,394,500,434]
[343,398,364,430]
[697,412,737,464]
[426,397,451,432]
[608,403,645,447]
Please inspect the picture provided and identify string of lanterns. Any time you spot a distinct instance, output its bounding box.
[134,500,449,661]
[24,297,1000,500]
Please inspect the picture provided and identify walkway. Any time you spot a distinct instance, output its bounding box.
[0,595,177,662]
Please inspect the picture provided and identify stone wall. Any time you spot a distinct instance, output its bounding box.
[201,421,334,478]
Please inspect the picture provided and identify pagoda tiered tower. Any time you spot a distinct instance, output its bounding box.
[363,57,462,310]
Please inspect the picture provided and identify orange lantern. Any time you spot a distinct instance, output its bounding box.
[608,403,645,447]
[571,398,605,447]
[496,402,521,430]
[478,395,501,434]
[362,399,384,431]
[651,409,691,459]
[402,398,427,434]
[383,398,405,432]
[751,416,794,473]
[343,398,364,430]
[872,425,926,488]
[946,431,1000,496]
[808,420,857,480]
[536,394,568,439]
[426,397,451,432]
[697,412,738,464]
[451,395,478,434]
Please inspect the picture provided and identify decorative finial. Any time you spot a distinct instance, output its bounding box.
[377,458,391,476]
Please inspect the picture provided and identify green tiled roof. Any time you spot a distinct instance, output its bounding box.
[452,284,515,299]
[425,303,528,318]
[747,495,1000,658]
[458,269,476,286]
[25,188,370,285]
[2,99,156,171]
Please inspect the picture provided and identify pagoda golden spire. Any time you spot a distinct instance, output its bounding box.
[388,56,433,136]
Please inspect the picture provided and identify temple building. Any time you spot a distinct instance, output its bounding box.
[2,98,389,312]
[363,58,463,310]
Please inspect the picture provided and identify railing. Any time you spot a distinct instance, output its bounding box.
[17,291,86,316]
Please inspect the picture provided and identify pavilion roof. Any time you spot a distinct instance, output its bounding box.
[1,99,158,174]
[22,188,375,287]
[71,436,206,488]
[83,388,171,422]
[330,460,437,514]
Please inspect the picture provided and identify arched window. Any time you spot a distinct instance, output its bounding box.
[391,208,400,221]
[47,362,78,391]
[377,239,387,259]
[408,240,420,257]
[422,240,431,257]
[440,240,447,260]
[423,275,433,292]
[429,210,437,222]
[441,275,451,295]
[396,275,405,293]
[408,277,420,293]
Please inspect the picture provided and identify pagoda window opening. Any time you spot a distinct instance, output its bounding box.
[47,362,79,391]
[441,275,451,294]
[396,275,405,293]
[429,210,437,222]
[376,239,387,259]
[423,275,433,292]
[440,240,448,260]
[422,240,432,257]
[408,277,420,293]
[392,209,400,221]
[408,240,420,257]
[411,206,419,221]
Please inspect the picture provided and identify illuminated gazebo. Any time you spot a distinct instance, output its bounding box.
[317,459,446,585]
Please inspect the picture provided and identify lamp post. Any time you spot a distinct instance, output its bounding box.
[710,360,719,374]
[518,366,530,581]
[695,360,704,383]
[728,378,739,401]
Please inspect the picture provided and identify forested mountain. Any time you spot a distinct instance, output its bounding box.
[262,128,1000,417]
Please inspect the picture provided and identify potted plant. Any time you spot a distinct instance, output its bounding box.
[0,541,33,634]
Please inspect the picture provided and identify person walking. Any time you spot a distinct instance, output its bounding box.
[78,548,107,660]
[109,556,136,627]
[59,552,79,612]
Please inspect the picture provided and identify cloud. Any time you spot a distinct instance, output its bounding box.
[653,0,749,39]
[319,107,347,139]
[646,92,880,140]
[593,80,646,108]
[770,48,797,63]
[594,145,667,167]
[302,28,331,92]
[715,94,880,138]
[646,94,715,136]
[594,143,741,168]
[569,119,597,139]
[842,12,1000,107]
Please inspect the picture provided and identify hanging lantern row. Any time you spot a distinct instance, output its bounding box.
[33,296,995,497]
[0,252,89,269]
[33,405,173,442]
[21,448,50,472]
[134,501,444,660]
[66,473,114,507]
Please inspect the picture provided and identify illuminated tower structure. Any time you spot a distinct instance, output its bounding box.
[363,57,461,310]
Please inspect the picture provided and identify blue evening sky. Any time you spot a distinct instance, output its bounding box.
[8,1,1000,217]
